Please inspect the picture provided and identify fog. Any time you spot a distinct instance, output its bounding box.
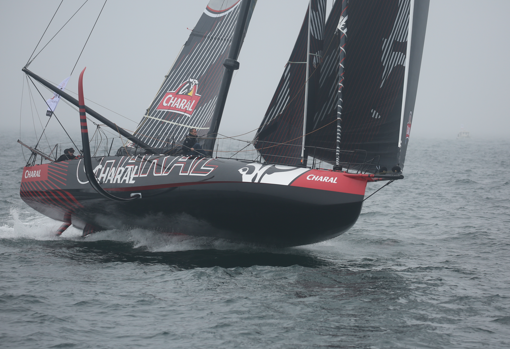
[1,0,509,145]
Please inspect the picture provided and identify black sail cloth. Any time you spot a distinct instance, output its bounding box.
[339,0,429,173]
[305,0,348,165]
[255,0,326,166]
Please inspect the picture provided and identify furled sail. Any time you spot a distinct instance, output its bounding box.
[304,0,347,165]
[255,0,326,166]
[133,0,255,151]
[338,0,429,173]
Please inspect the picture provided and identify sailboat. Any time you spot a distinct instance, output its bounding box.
[19,0,429,246]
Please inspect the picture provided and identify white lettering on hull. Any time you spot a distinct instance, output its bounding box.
[306,174,338,184]
[24,170,41,178]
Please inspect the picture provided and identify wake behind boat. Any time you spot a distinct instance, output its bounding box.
[18,0,429,246]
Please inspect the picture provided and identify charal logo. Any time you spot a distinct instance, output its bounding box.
[306,174,338,184]
[22,166,48,182]
[156,79,201,117]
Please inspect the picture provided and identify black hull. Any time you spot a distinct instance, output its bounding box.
[20,155,369,246]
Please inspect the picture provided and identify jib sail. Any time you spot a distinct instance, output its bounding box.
[255,0,326,166]
[133,0,255,151]
[305,0,347,165]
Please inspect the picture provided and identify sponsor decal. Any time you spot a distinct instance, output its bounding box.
[306,174,338,184]
[156,79,201,117]
[238,163,308,185]
[22,166,48,182]
[76,156,218,185]
[291,170,368,195]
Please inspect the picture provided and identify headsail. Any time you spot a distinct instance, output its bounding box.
[305,0,347,165]
[339,0,429,173]
[255,0,326,166]
[133,0,255,150]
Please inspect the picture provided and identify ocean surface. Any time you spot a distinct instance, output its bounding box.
[1,133,509,348]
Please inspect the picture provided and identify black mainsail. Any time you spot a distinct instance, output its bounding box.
[133,0,255,150]
[255,0,326,166]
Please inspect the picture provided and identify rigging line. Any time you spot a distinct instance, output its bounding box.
[251,117,339,153]
[19,74,26,139]
[217,133,251,144]
[207,113,340,155]
[363,180,394,202]
[115,123,130,156]
[26,76,82,156]
[59,98,111,129]
[26,78,40,141]
[59,98,107,130]
[202,116,341,156]
[25,76,52,150]
[27,0,89,67]
[92,126,103,157]
[228,142,252,159]
[71,0,108,76]
[26,0,64,67]
[45,80,140,125]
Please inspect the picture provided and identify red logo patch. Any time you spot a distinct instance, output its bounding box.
[156,79,201,117]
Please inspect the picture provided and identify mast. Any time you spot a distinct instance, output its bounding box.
[202,0,254,154]
[336,0,347,167]
[22,67,157,154]
[301,0,312,166]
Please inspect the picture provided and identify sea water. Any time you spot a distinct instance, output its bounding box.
[1,133,509,348]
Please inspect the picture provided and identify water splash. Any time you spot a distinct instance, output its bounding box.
[0,207,81,240]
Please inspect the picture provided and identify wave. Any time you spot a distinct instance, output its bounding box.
[454,178,479,185]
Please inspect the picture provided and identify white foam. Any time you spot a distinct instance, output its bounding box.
[0,207,80,240]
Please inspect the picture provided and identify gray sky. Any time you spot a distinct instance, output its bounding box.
[1,0,510,143]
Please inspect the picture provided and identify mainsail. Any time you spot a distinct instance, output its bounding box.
[339,0,429,172]
[133,0,255,150]
[255,0,326,166]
